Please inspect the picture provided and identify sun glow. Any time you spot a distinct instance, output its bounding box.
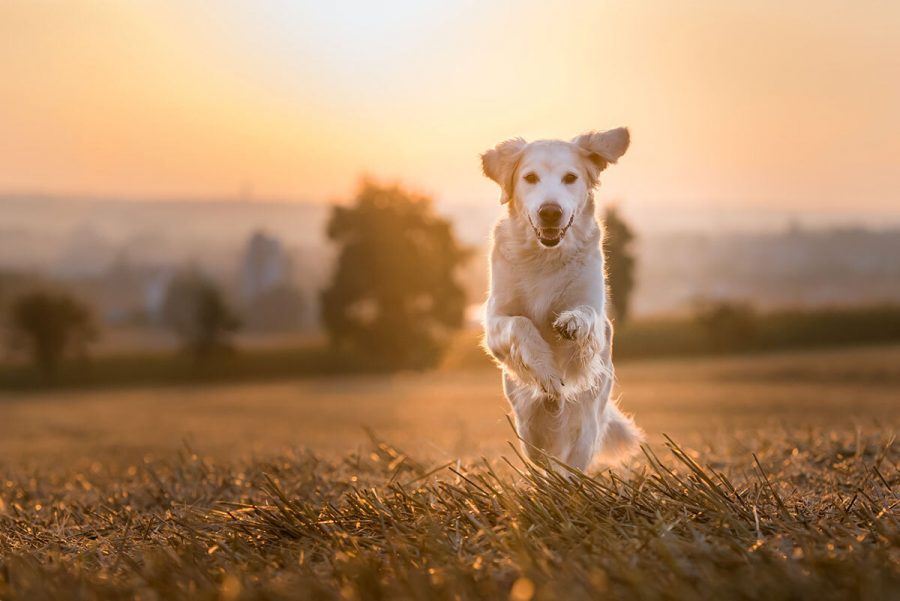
[1,1,898,214]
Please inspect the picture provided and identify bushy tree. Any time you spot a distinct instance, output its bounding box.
[321,182,469,368]
[603,205,637,322]
[162,269,240,359]
[6,289,97,375]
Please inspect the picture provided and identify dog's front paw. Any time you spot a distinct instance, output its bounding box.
[536,370,565,400]
[553,309,592,345]
[508,343,565,398]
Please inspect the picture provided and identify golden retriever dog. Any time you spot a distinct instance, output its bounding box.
[481,128,643,472]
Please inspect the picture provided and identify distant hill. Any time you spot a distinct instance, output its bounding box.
[2,194,900,318]
[635,227,900,314]
[0,195,330,276]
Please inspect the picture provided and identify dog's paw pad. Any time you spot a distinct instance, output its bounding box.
[553,321,575,340]
[539,375,565,399]
[553,312,586,342]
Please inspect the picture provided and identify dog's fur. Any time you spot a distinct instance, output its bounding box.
[481,128,643,472]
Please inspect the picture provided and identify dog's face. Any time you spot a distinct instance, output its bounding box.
[513,141,589,247]
[481,128,630,249]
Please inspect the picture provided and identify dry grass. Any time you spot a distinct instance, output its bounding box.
[2,427,899,600]
[3,346,900,599]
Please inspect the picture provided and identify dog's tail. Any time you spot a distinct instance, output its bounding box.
[597,399,644,463]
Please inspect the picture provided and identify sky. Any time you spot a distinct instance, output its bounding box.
[1,0,899,222]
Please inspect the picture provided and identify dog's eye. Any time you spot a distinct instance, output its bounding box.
[562,172,578,185]
[523,172,539,184]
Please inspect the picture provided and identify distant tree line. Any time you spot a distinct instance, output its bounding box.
[5,289,97,375]
[1,183,643,378]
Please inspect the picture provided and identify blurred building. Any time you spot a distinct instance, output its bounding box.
[64,255,174,326]
[238,231,311,332]
[239,231,289,305]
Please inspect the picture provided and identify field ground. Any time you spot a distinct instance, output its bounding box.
[2,345,900,599]
[2,344,899,466]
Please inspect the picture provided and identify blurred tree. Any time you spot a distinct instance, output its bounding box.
[321,181,469,368]
[6,289,97,375]
[162,269,240,359]
[603,205,637,322]
[694,299,759,352]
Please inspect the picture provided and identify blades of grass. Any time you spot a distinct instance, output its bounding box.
[752,454,792,522]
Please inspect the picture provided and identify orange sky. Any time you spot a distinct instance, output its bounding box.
[1,1,899,216]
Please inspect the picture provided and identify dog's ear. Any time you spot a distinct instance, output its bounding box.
[572,127,630,185]
[481,138,526,204]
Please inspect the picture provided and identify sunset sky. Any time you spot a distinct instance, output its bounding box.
[2,1,899,219]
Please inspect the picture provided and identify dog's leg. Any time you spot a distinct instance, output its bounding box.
[563,393,603,472]
[505,375,604,474]
[554,309,614,386]
[596,401,644,463]
[553,305,606,353]
[486,315,564,398]
[503,375,567,466]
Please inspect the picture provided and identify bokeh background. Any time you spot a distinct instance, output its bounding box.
[2,0,899,466]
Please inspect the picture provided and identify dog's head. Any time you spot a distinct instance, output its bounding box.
[481,128,629,248]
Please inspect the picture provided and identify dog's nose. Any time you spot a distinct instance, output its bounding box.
[538,203,563,226]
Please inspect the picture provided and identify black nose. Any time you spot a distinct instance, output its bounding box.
[538,203,563,226]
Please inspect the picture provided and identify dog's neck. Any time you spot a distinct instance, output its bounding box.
[499,192,602,267]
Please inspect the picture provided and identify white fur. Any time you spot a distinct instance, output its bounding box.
[481,128,643,472]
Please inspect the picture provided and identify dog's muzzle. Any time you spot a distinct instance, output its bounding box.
[528,213,575,248]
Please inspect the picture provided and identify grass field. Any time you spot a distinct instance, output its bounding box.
[2,345,900,599]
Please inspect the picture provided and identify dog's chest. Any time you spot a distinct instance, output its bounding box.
[513,264,573,327]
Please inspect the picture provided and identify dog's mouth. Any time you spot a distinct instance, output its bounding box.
[527,214,575,248]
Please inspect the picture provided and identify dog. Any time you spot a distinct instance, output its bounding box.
[480,128,643,472]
